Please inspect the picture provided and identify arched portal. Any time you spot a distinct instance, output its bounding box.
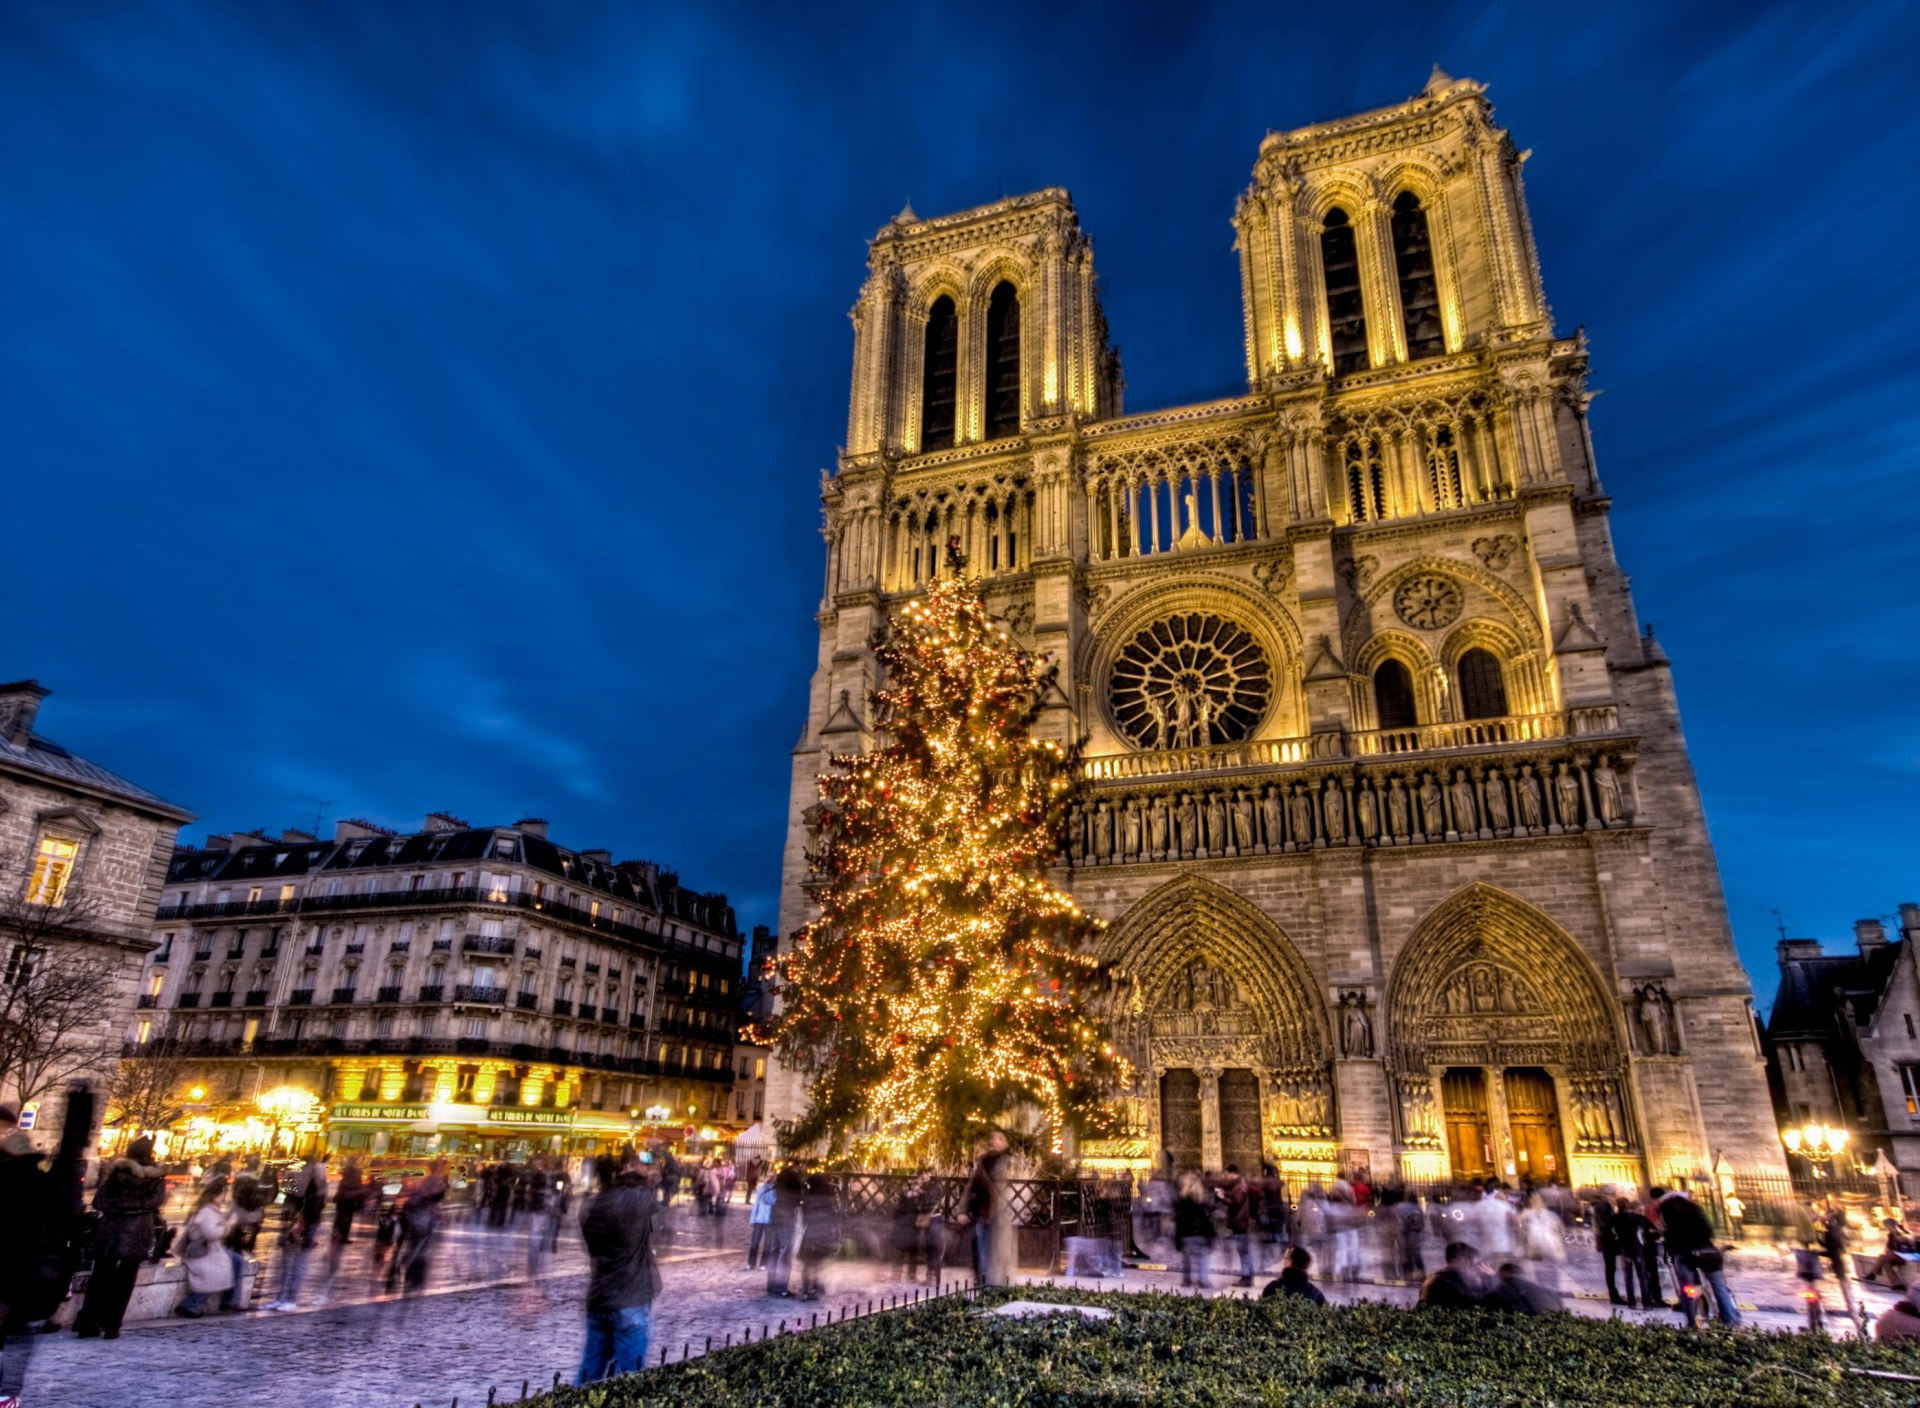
[1099,876,1333,1176]
[1385,884,1638,1185]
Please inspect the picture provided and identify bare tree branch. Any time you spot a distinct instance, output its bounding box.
[0,882,123,1110]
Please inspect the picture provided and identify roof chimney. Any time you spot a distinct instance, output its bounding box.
[280,829,317,843]
[232,830,274,849]
[1778,938,1825,963]
[514,817,549,839]
[333,819,385,842]
[423,812,468,833]
[581,848,612,865]
[1901,903,1920,944]
[1855,919,1889,957]
[0,680,50,748]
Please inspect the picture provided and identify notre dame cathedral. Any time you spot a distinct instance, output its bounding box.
[771,71,1785,1186]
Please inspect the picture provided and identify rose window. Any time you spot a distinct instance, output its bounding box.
[1109,613,1270,750]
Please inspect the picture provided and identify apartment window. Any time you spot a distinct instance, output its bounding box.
[1907,1013,1916,1041]
[25,837,78,906]
[136,1019,153,1045]
[279,884,295,903]
[455,1063,479,1098]
[1902,1065,1920,1117]
[755,1058,766,1080]
[358,1069,382,1100]
[148,972,164,998]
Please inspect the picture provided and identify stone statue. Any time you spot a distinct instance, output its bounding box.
[1339,990,1374,1058]
[1123,798,1143,859]
[1418,774,1444,839]
[1067,803,1086,862]
[1554,762,1582,829]
[1231,789,1255,853]
[1356,781,1379,841]
[1592,756,1624,824]
[1188,960,1217,1011]
[1205,791,1228,855]
[1261,786,1285,852]
[1400,1080,1438,1140]
[1172,689,1195,750]
[1271,1078,1302,1129]
[1484,768,1511,832]
[1175,793,1199,855]
[1516,765,1544,830]
[1323,780,1347,844]
[1194,692,1215,747]
[1144,693,1169,750]
[1288,785,1314,848]
[1150,793,1171,857]
[1449,768,1478,835]
[1094,800,1114,860]
[1387,777,1410,839]
[1638,984,1678,1055]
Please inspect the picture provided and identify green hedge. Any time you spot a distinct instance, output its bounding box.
[537,1286,1920,1408]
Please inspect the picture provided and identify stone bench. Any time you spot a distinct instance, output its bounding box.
[51,1254,261,1327]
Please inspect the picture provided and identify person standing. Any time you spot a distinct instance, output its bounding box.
[797,1170,839,1300]
[175,1178,238,1317]
[73,1136,167,1338]
[387,1159,449,1296]
[227,1154,271,1256]
[1517,1194,1567,1293]
[323,1156,370,1292]
[965,1131,1014,1288]
[1820,1197,1867,1332]
[746,1177,776,1269]
[1657,1185,1739,1328]
[1223,1167,1256,1286]
[0,1110,50,1402]
[576,1154,660,1385]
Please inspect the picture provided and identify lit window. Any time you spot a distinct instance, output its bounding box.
[5,945,36,985]
[1902,1065,1920,1117]
[136,1019,152,1045]
[25,837,77,906]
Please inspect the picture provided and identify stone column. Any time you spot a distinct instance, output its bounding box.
[1198,1066,1224,1173]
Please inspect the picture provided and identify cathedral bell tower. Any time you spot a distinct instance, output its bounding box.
[770,73,1784,1189]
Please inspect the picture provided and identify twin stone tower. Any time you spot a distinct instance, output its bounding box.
[769,72,1785,1187]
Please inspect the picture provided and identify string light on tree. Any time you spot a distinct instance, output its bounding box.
[756,550,1128,1166]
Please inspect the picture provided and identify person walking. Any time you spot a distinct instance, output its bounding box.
[267,1150,328,1311]
[964,1131,1013,1288]
[1656,1185,1739,1328]
[576,1154,660,1385]
[765,1162,805,1296]
[0,1109,50,1405]
[386,1159,449,1296]
[226,1154,271,1256]
[323,1156,370,1291]
[797,1170,839,1301]
[1821,1197,1867,1332]
[1517,1194,1567,1293]
[746,1176,776,1269]
[73,1136,166,1339]
[1173,1171,1216,1289]
[175,1178,238,1317]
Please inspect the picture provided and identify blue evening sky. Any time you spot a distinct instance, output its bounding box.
[4,2,1915,1000]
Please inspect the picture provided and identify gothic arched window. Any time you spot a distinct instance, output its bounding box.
[1321,208,1370,376]
[921,295,958,452]
[1374,659,1418,729]
[1391,192,1446,360]
[1427,425,1464,509]
[1457,648,1509,720]
[985,281,1021,440]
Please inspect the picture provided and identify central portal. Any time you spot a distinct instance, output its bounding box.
[1439,1066,1569,1183]
[1160,1069,1202,1170]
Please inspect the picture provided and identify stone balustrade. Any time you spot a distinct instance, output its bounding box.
[1067,740,1638,865]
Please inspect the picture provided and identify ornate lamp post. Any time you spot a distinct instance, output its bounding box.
[1781,1122,1848,1180]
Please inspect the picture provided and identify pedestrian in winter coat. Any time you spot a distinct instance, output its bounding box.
[226,1155,272,1253]
[963,1131,1014,1287]
[176,1179,239,1317]
[1417,1241,1487,1310]
[1223,1167,1256,1286]
[1517,1195,1567,1292]
[576,1155,661,1384]
[1173,1172,1216,1288]
[73,1137,167,1338]
[747,1179,777,1269]
[798,1172,840,1300]
[1260,1246,1326,1304]
[0,1115,51,1403]
[765,1163,805,1296]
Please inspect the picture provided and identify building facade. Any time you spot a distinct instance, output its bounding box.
[1765,906,1920,1174]
[0,680,193,1145]
[135,814,743,1161]
[772,72,1784,1186]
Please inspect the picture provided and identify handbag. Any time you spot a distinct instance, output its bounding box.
[1686,1247,1725,1274]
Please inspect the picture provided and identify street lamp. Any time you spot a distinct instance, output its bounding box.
[1781,1122,1848,1177]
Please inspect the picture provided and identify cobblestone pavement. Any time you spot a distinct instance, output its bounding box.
[23,1206,1910,1408]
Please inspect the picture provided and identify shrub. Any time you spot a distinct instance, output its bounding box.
[541,1285,1920,1407]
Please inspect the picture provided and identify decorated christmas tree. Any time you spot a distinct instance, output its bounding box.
[762,563,1128,1167]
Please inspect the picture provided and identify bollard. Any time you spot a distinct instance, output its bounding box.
[660,1347,668,1365]
[521,1381,528,1402]
[811,1312,817,1328]
[706,1336,712,1354]
[682,1343,689,1361]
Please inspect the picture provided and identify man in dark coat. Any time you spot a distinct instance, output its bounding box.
[1483,1261,1564,1315]
[73,1136,166,1338]
[766,1162,805,1296]
[1260,1246,1327,1304]
[575,1154,660,1385]
[1658,1186,1739,1327]
[1417,1241,1486,1310]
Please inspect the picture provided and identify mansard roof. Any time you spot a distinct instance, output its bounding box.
[165,821,735,935]
[0,729,193,822]
[1766,939,1905,1040]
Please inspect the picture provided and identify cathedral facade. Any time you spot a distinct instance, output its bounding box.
[772,72,1784,1186]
